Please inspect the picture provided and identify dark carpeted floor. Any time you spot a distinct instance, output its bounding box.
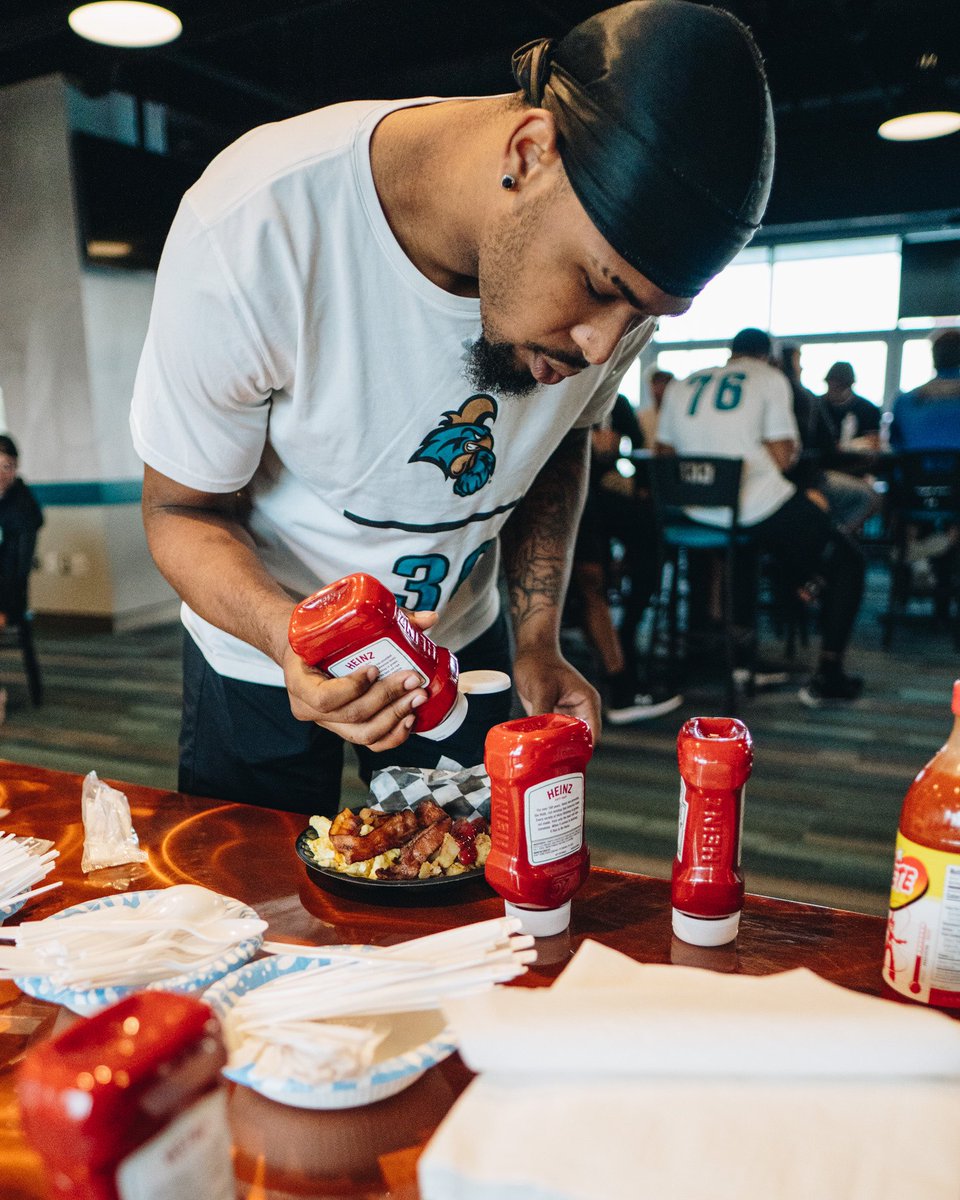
[1,559,956,916]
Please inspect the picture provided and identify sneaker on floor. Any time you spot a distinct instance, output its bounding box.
[798,671,863,707]
[606,688,683,724]
[732,659,800,689]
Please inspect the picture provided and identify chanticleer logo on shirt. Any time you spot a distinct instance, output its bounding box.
[409,394,497,496]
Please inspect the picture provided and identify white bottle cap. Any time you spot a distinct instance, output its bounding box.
[504,899,571,938]
[671,908,741,947]
[457,669,512,694]
[416,689,469,741]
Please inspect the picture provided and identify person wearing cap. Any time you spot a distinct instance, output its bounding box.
[130,0,774,814]
[821,362,882,450]
[657,329,866,706]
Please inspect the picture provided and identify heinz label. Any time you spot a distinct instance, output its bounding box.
[524,773,584,866]
[327,636,427,684]
[884,830,960,1007]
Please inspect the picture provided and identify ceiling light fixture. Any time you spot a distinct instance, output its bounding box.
[68,2,182,49]
[878,53,960,142]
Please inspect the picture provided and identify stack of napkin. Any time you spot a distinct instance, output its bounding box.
[419,940,960,1200]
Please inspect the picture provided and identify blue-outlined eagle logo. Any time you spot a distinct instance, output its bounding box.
[409,394,498,496]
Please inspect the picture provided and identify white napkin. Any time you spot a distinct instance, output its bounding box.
[419,940,960,1200]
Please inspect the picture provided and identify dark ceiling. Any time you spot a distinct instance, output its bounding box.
[2,0,959,237]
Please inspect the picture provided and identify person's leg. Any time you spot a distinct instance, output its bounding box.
[752,494,865,698]
[819,470,881,535]
[179,633,345,815]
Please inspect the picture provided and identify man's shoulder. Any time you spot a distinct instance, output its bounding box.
[185,98,404,225]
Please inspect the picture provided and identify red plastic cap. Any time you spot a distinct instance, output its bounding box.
[952,680,960,716]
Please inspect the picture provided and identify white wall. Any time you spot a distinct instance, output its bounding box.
[0,75,177,628]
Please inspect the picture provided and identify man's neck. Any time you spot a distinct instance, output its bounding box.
[369,98,501,297]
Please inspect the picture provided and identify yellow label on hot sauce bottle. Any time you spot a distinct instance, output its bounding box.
[884,831,960,1007]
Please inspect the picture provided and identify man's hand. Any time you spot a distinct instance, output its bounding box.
[512,646,601,743]
[283,610,439,752]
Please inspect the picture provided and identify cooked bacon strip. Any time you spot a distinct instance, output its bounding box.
[414,797,448,828]
[378,815,451,879]
[330,808,419,863]
[330,808,362,838]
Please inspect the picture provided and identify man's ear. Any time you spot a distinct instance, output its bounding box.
[502,108,561,187]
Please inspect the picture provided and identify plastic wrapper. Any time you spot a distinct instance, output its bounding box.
[80,771,148,873]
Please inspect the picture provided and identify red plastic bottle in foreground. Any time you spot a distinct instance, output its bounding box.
[16,991,234,1200]
[484,714,593,937]
[288,572,466,740]
[672,716,754,947]
[883,680,960,1008]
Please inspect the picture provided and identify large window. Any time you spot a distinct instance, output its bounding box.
[797,342,887,406]
[648,233,957,408]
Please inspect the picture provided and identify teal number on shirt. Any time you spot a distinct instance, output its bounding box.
[392,555,449,611]
[687,370,746,415]
[393,542,496,611]
[451,539,496,598]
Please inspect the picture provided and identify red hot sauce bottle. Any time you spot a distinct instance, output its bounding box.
[883,680,960,1008]
[16,991,234,1200]
[288,572,467,740]
[484,714,593,937]
[672,716,754,947]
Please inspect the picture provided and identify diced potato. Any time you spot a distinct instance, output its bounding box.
[419,860,442,879]
[446,862,467,876]
[475,832,491,867]
[436,832,460,870]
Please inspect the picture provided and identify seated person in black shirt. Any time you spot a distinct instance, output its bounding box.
[821,361,882,450]
[0,434,44,630]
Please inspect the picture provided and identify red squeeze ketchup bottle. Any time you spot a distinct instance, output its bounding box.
[883,680,960,1009]
[16,991,234,1200]
[672,716,753,947]
[288,572,467,740]
[484,714,593,937]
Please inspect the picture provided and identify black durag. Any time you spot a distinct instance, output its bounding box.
[512,0,775,298]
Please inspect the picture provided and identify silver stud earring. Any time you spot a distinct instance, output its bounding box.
[500,174,516,190]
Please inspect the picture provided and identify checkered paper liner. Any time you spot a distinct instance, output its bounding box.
[368,762,490,823]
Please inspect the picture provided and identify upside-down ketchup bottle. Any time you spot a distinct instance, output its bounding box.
[672,716,753,947]
[883,681,960,1009]
[484,714,593,937]
[16,991,234,1200]
[288,572,467,740]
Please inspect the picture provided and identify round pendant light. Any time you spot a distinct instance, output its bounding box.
[68,2,182,49]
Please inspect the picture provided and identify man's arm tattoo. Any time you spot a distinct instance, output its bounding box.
[501,428,590,634]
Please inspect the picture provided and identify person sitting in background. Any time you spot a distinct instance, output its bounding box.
[821,361,881,450]
[0,434,43,631]
[570,393,681,723]
[888,329,960,615]
[779,345,881,534]
[890,329,960,451]
[657,328,866,706]
[638,366,674,449]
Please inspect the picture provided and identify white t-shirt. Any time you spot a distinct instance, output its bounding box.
[656,357,798,526]
[130,97,653,685]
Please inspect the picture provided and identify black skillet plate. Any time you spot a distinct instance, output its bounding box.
[295,828,492,907]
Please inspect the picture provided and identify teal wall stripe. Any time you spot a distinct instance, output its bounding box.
[31,480,142,507]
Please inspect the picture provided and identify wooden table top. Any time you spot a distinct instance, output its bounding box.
[0,761,892,1199]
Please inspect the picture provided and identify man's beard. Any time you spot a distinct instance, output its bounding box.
[464,334,540,398]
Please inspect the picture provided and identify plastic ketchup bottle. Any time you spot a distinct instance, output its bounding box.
[288,572,467,740]
[16,991,234,1200]
[883,680,960,1009]
[484,714,593,937]
[672,716,753,947]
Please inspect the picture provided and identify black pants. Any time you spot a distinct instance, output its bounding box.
[744,492,865,659]
[179,611,514,816]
